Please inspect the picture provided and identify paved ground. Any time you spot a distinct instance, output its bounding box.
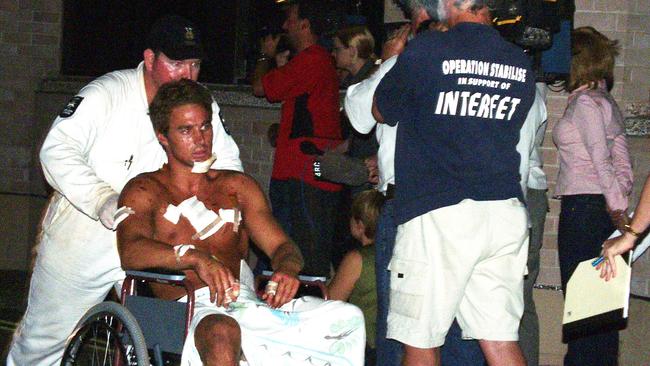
[0,270,573,365]
[0,270,28,364]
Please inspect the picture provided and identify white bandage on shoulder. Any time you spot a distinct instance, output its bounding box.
[163,197,243,240]
[173,244,196,264]
[191,153,217,173]
[112,206,135,230]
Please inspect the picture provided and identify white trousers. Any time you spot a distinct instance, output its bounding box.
[181,261,366,366]
[7,259,122,366]
[387,198,529,348]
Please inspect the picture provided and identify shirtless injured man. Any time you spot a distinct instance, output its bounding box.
[116,79,365,366]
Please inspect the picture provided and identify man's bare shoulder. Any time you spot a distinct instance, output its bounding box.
[207,169,263,193]
[120,171,168,201]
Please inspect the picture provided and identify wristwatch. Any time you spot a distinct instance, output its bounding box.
[257,55,271,63]
[623,224,641,237]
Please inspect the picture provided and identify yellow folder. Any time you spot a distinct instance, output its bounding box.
[562,254,632,334]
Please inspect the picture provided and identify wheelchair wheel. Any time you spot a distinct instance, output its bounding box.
[61,301,150,366]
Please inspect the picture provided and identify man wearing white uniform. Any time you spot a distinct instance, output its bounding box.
[7,15,241,366]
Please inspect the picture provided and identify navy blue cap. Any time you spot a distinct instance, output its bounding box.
[147,15,205,60]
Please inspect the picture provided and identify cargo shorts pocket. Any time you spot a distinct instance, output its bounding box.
[388,257,427,319]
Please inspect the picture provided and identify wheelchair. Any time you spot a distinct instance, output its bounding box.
[60,269,328,366]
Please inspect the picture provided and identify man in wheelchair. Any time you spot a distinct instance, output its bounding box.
[116,79,365,366]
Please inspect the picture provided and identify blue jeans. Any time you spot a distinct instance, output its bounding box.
[558,194,619,366]
[375,199,485,365]
[375,199,403,366]
[269,178,294,233]
[254,178,292,275]
[266,178,338,277]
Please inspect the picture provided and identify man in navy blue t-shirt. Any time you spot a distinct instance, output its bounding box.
[373,1,535,365]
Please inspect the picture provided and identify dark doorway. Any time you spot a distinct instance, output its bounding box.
[61,0,384,84]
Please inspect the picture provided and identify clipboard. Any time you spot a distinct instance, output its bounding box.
[562,254,632,339]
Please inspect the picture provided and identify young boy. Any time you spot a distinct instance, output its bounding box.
[328,189,386,365]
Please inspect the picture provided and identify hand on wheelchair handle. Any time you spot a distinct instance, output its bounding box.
[262,270,300,308]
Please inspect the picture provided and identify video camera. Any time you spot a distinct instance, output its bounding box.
[488,0,572,50]
[487,0,575,82]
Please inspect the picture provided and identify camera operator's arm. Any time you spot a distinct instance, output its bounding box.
[381,24,410,61]
[252,34,280,97]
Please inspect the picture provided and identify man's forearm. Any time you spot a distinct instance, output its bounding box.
[119,237,183,271]
[252,58,272,97]
[270,240,304,275]
[629,174,650,235]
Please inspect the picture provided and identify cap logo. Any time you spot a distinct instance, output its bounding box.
[184,27,195,41]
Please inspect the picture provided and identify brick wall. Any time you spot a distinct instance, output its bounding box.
[220,105,278,197]
[0,0,61,189]
[0,0,62,269]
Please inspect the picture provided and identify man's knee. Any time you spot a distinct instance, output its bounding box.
[195,315,241,363]
[403,345,439,366]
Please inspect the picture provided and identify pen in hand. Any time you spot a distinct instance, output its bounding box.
[591,256,605,267]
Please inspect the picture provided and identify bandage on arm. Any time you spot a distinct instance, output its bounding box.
[113,206,135,229]
[173,244,196,264]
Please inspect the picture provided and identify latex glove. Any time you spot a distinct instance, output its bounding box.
[98,193,119,230]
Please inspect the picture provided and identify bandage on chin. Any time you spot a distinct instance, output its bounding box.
[191,154,217,173]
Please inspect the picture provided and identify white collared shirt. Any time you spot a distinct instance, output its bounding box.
[516,82,549,198]
[344,56,398,193]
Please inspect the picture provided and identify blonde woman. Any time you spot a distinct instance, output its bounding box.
[332,26,378,88]
[553,26,633,366]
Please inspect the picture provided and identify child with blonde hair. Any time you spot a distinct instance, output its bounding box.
[328,189,386,365]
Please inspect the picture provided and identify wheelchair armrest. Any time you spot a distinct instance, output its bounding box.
[125,269,186,283]
[260,270,328,283]
[257,270,329,300]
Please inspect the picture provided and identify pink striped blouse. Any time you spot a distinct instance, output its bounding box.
[552,81,633,212]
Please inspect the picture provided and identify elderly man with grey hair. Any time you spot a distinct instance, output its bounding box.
[347,1,487,365]
[373,0,535,365]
